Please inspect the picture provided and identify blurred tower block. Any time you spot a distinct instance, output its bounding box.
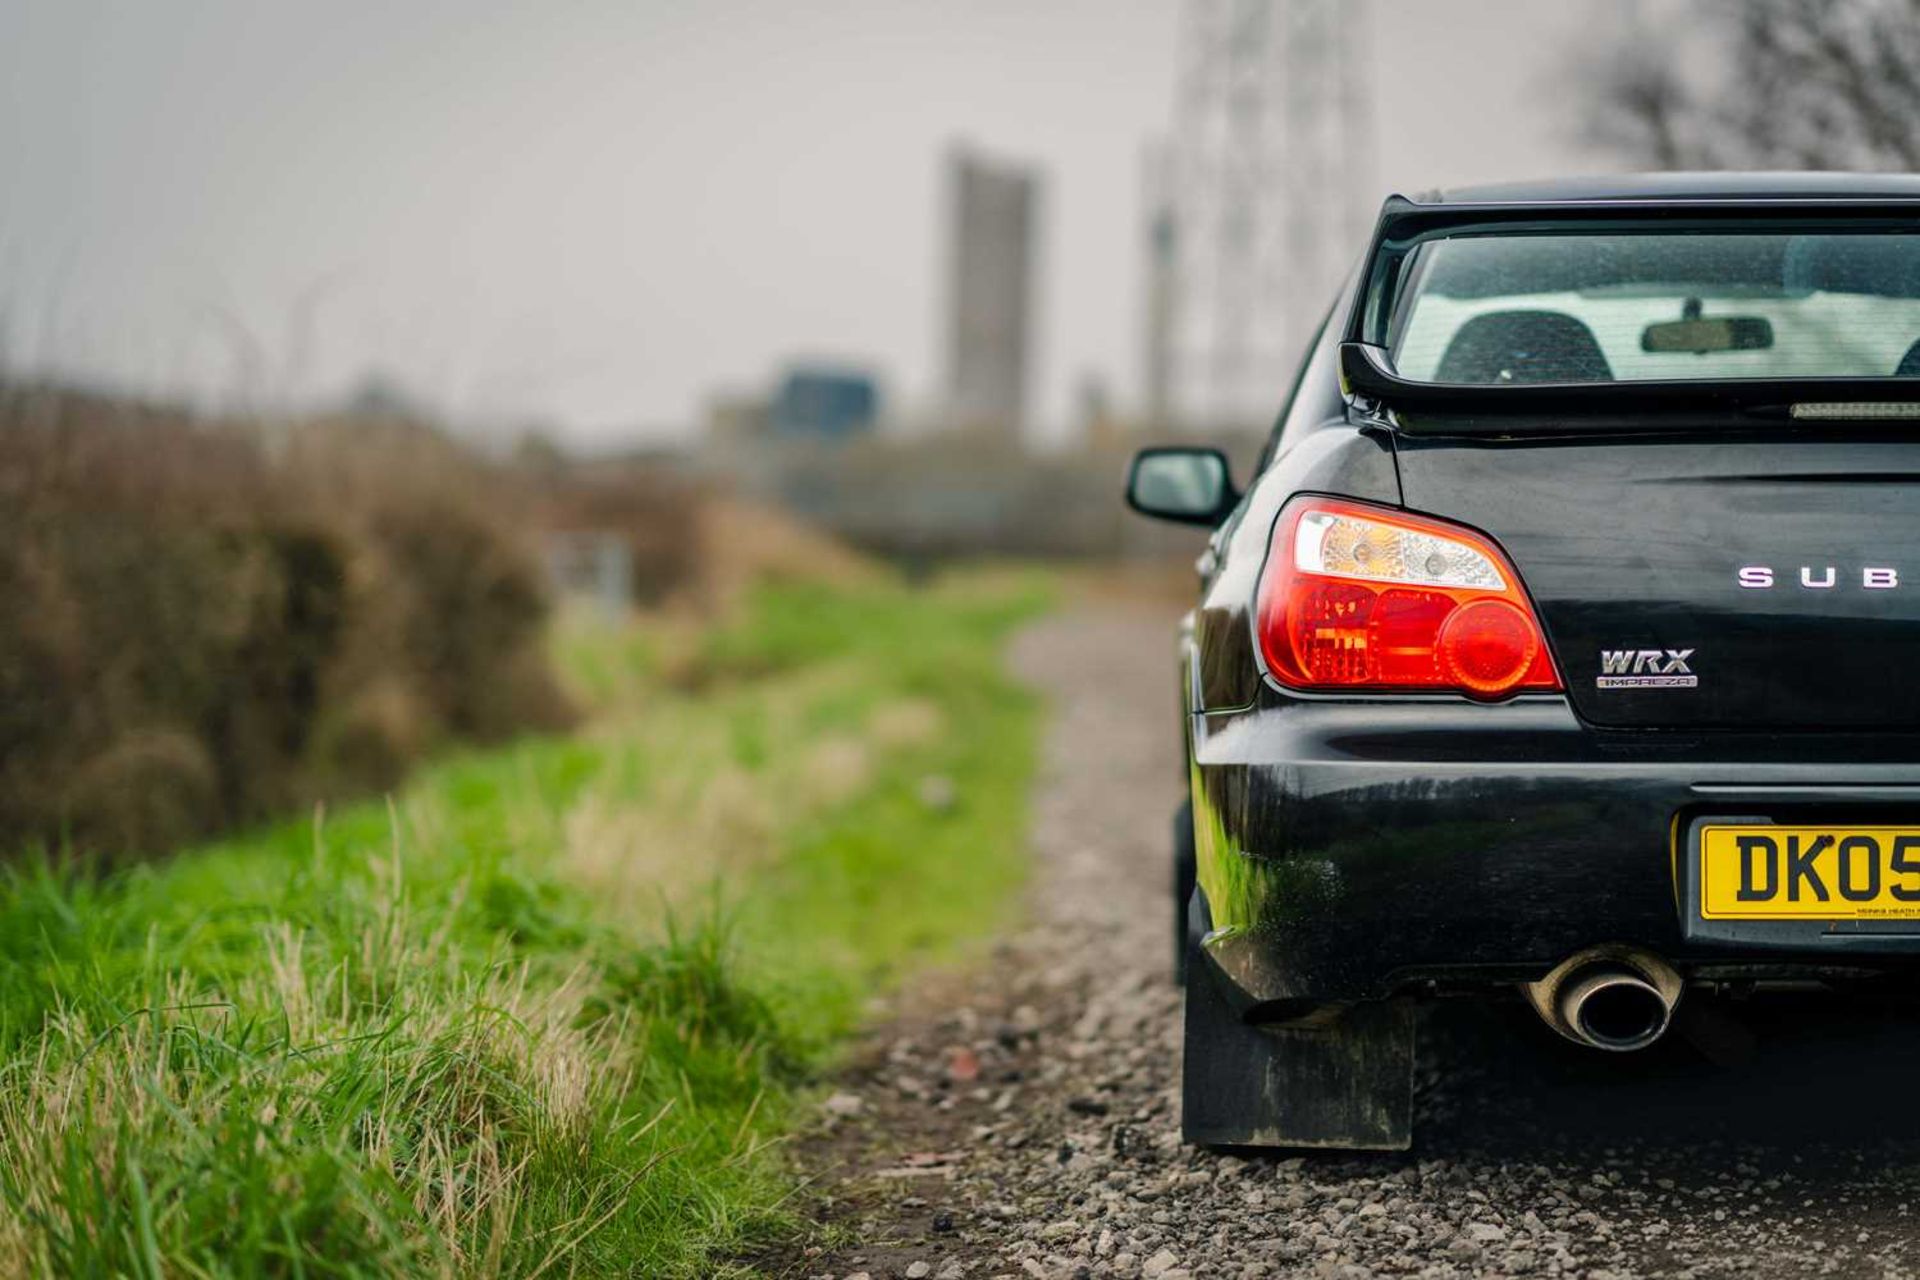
[944,144,1041,447]
[1146,0,1374,433]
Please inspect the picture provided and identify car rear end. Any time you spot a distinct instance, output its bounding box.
[1158,179,1920,1149]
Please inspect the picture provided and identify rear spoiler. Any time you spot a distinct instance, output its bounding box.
[1340,193,1920,434]
[1340,341,1920,433]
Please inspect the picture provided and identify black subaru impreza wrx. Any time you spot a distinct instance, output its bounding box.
[1127,173,1920,1151]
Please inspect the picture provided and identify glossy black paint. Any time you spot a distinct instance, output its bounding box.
[1152,182,1920,1014]
[1190,696,1920,1006]
[1395,430,1920,731]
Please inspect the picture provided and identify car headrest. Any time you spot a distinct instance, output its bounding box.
[1784,235,1920,299]
[1434,310,1614,384]
[1897,339,1920,378]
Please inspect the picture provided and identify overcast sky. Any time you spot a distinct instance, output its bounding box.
[0,0,1612,447]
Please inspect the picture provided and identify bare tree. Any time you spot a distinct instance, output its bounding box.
[1580,0,1920,171]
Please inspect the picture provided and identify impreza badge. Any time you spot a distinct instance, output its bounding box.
[1597,649,1697,689]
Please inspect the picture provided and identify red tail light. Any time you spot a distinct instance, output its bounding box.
[1256,497,1561,700]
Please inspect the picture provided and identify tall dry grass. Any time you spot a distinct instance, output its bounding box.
[0,384,572,856]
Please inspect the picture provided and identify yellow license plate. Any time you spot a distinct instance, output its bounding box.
[1699,825,1920,920]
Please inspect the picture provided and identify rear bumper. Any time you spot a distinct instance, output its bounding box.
[1192,691,1920,1006]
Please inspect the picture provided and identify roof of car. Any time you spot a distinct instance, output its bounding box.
[1415,172,1920,204]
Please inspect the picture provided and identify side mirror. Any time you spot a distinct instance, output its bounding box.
[1125,447,1236,526]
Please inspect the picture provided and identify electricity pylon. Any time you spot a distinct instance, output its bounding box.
[1145,0,1373,432]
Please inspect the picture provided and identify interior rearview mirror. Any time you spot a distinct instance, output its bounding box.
[1641,314,1774,355]
[1125,447,1235,526]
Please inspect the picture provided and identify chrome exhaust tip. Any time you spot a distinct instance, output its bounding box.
[1523,947,1682,1052]
[1558,969,1671,1051]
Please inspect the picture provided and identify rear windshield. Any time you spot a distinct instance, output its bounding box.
[1386,230,1920,385]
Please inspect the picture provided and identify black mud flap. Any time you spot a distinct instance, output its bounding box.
[1181,945,1414,1152]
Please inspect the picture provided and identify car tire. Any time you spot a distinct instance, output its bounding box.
[1180,899,1415,1151]
[1173,799,1197,986]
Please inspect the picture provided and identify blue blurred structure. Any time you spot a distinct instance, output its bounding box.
[770,365,879,440]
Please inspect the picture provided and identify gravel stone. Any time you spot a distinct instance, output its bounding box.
[823,1092,865,1118]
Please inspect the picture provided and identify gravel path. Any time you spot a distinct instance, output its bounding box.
[789,603,1920,1280]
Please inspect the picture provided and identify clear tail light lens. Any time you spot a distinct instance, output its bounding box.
[1256,498,1561,699]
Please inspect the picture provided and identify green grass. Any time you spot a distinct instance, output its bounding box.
[0,571,1049,1277]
